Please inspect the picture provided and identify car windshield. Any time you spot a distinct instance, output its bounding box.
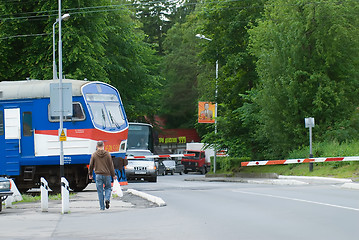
[163,161,175,167]
[183,151,200,160]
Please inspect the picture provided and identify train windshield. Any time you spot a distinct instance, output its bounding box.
[86,93,125,130]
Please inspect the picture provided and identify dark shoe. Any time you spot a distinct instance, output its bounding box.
[105,200,110,209]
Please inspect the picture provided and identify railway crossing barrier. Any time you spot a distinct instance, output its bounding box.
[126,153,195,160]
[241,156,359,167]
[61,177,70,214]
[41,177,49,212]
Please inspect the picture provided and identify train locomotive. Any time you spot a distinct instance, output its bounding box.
[0,79,128,192]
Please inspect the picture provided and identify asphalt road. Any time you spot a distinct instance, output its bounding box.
[1,174,359,240]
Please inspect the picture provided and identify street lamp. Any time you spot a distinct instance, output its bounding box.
[53,13,70,80]
[57,0,70,182]
[196,33,219,173]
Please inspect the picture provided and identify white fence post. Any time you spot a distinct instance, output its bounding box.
[61,177,70,214]
[40,177,49,212]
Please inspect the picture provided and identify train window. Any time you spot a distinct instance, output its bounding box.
[106,103,125,129]
[0,111,3,135]
[49,102,85,122]
[88,102,111,129]
[72,103,85,120]
[23,112,32,136]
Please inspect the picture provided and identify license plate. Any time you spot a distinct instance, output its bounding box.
[135,171,146,175]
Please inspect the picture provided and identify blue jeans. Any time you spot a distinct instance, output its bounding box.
[95,174,112,210]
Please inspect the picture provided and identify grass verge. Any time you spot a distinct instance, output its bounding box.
[211,140,359,181]
[238,162,359,180]
[15,193,76,204]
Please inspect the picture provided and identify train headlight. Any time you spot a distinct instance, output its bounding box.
[120,141,126,151]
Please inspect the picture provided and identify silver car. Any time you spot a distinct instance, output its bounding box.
[126,150,157,182]
[163,160,176,175]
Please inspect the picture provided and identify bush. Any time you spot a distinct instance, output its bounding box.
[288,140,359,159]
[212,157,251,172]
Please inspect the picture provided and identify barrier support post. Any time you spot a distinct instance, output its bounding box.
[309,126,314,172]
[41,177,49,212]
[61,177,70,214]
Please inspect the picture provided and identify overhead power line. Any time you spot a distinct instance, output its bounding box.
[0,32,49,40]
[0,0,357,40]
[1,0,358,22]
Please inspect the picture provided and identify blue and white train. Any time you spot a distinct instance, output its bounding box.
[0,79,128,192]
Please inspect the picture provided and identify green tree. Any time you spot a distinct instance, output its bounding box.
[0,0,110,81]
[0,0,161,120]
[131,0,176,55]
[248,0,359,158]
[194,0,266,156]
[161,14,201,128]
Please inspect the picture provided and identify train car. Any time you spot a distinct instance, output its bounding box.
[0,79,128,192]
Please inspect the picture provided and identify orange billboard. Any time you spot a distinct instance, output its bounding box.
[198,102,215,123]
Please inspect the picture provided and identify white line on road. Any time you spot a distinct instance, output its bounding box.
[233,190,359,212]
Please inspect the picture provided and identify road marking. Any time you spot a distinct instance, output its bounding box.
[233,190,359,212]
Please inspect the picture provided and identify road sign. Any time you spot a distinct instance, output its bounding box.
[305,117,315,128]
[59,128,67,141]
[50,82,73,117]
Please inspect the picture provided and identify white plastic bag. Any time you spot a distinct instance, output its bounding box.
[112,179,123,198]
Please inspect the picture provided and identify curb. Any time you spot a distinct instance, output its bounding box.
[247,179,309,185]
[278,175,353,183]
[341,183,359,190]
[185,175,359,189]
[126,189,166,207]
[185,177,247,183]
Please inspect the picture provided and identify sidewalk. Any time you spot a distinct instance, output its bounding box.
[2,183,156,215]
[0,184,161,239]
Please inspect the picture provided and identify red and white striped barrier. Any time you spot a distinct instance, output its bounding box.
[241,156,359,167]
[126,153,195,160]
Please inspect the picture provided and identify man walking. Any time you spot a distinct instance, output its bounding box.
[89,141,117,210]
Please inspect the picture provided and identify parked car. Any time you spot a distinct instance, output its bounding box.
[163,160,176,175]
[175,162,185,175]
[163,160,185,175]
[125,150,157,182]
[0,177,13,212]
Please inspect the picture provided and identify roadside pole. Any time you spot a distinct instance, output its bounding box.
[41,177,49,212]
[305,117,315,172]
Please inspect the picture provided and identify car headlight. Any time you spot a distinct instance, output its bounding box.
[125,166,134,170]
[0,180,11,191]
[147,165,156,170]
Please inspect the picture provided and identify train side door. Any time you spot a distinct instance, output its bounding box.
[1,105,35,176]
[21,108,34,158]
[3,108,21,175]
[0,108,5,175]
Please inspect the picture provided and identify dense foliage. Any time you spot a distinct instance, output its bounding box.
[1,0,359,160]
[247,0,359,158]
[0,0,160,120]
